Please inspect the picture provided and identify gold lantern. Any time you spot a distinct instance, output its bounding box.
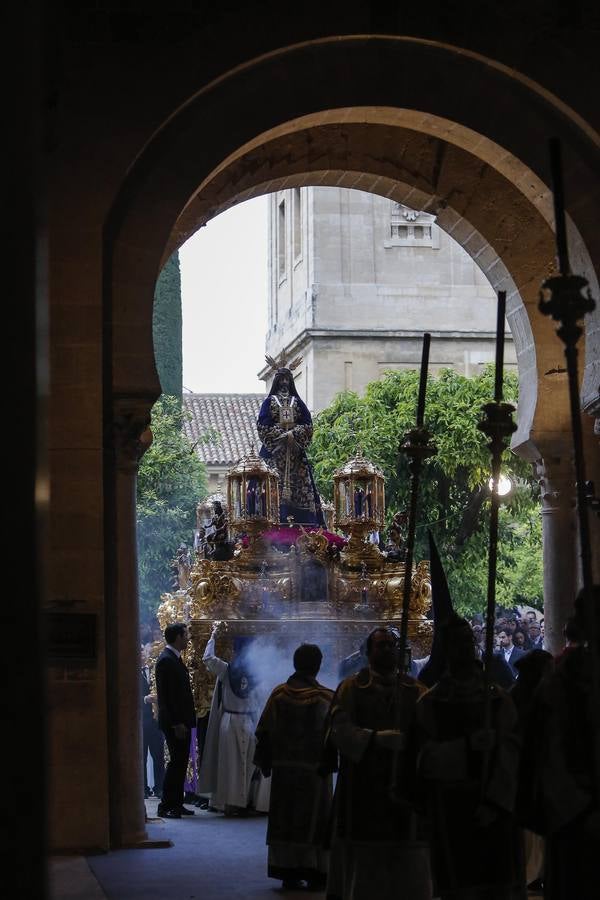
[227,446,280,559]
[333,450,385,565]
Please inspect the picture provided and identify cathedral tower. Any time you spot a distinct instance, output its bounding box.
[262,187,516,412]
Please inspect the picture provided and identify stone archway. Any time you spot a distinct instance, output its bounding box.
[164,118,562,451]
[106,36,600,415]
[102,34,600,847]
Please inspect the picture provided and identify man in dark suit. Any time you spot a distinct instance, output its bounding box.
[527,621,544,649]
[495,628,526,679]
[155,623,196,818]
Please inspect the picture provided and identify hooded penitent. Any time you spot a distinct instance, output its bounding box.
[417,529,455,688]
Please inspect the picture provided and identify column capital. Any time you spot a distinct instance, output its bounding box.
[534,454,576,512]
[112,393,154,471]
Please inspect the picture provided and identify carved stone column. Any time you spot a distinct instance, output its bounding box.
[536,456,578,655]
[107,395,154,847]
[583,403,600,584]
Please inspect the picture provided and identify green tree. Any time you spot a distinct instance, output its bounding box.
[309,367,542,617]
[137,395,208,623]
[153,252,183,398]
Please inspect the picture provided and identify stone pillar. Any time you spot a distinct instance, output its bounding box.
[107,396,153,847]
[583,406,600,584]
[536,456,578,656]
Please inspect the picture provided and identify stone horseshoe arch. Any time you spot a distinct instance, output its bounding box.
[105,36,599,442]
[100,34,600,848]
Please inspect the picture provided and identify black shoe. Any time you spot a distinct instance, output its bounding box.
[144,788,152,799]
[163,809,181,819]
[282,880,302,890]
[178,806,195,816]
[157,802,176,817]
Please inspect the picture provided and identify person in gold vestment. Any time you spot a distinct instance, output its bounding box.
[254,643,334,891]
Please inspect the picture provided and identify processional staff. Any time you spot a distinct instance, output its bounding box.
[478,291,516,791]
[538,138,599,802]
[397,333,437,674]
[390,333,436,801]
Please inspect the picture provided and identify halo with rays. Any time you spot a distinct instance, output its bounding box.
[264,351,303,377]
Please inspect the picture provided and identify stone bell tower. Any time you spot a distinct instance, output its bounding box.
[262,186,517,412]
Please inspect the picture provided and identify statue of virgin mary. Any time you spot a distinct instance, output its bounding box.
[257,357,325,527]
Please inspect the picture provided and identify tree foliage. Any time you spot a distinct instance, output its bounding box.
[309,367,542,617]
[137,395,207,623]
[153,252,183,398]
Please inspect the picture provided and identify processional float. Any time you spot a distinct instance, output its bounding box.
[152,442,432,716]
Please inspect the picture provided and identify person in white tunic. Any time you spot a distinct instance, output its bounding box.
[198,623,264,814]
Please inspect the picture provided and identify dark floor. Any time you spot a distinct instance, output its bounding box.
[49,799,544,900]
[50,798,320,900]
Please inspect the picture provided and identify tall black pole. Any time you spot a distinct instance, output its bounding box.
[539,137,599,802]
[548,139,570,277]
[391,334,436,801]
[478,291,516,792]
[398,333,436,672]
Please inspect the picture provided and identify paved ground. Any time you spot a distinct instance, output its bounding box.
[49,797,543,900]
[50,797,320,900]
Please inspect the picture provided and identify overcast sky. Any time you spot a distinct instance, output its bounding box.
[180,196,269,394]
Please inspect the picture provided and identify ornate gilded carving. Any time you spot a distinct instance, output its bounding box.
[187,621,216,717]
[410,560,433,616]
[156,589,190,631]
[295,526,330,563]
[188,566,243,620]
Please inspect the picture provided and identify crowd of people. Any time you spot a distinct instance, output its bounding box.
[470,607,548,687]
[140,588,598,900]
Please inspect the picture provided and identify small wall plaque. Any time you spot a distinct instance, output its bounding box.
[46,612,97,663]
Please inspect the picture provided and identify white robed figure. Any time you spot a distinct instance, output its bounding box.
[198,623,269,813]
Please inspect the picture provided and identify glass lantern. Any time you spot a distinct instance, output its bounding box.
[333,450,385,564]
[333,449,385,532]
[227,446,280,557]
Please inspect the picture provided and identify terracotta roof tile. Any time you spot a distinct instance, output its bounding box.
[183,393,264,466]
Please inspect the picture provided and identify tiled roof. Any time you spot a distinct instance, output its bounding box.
[183,393,264,466]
